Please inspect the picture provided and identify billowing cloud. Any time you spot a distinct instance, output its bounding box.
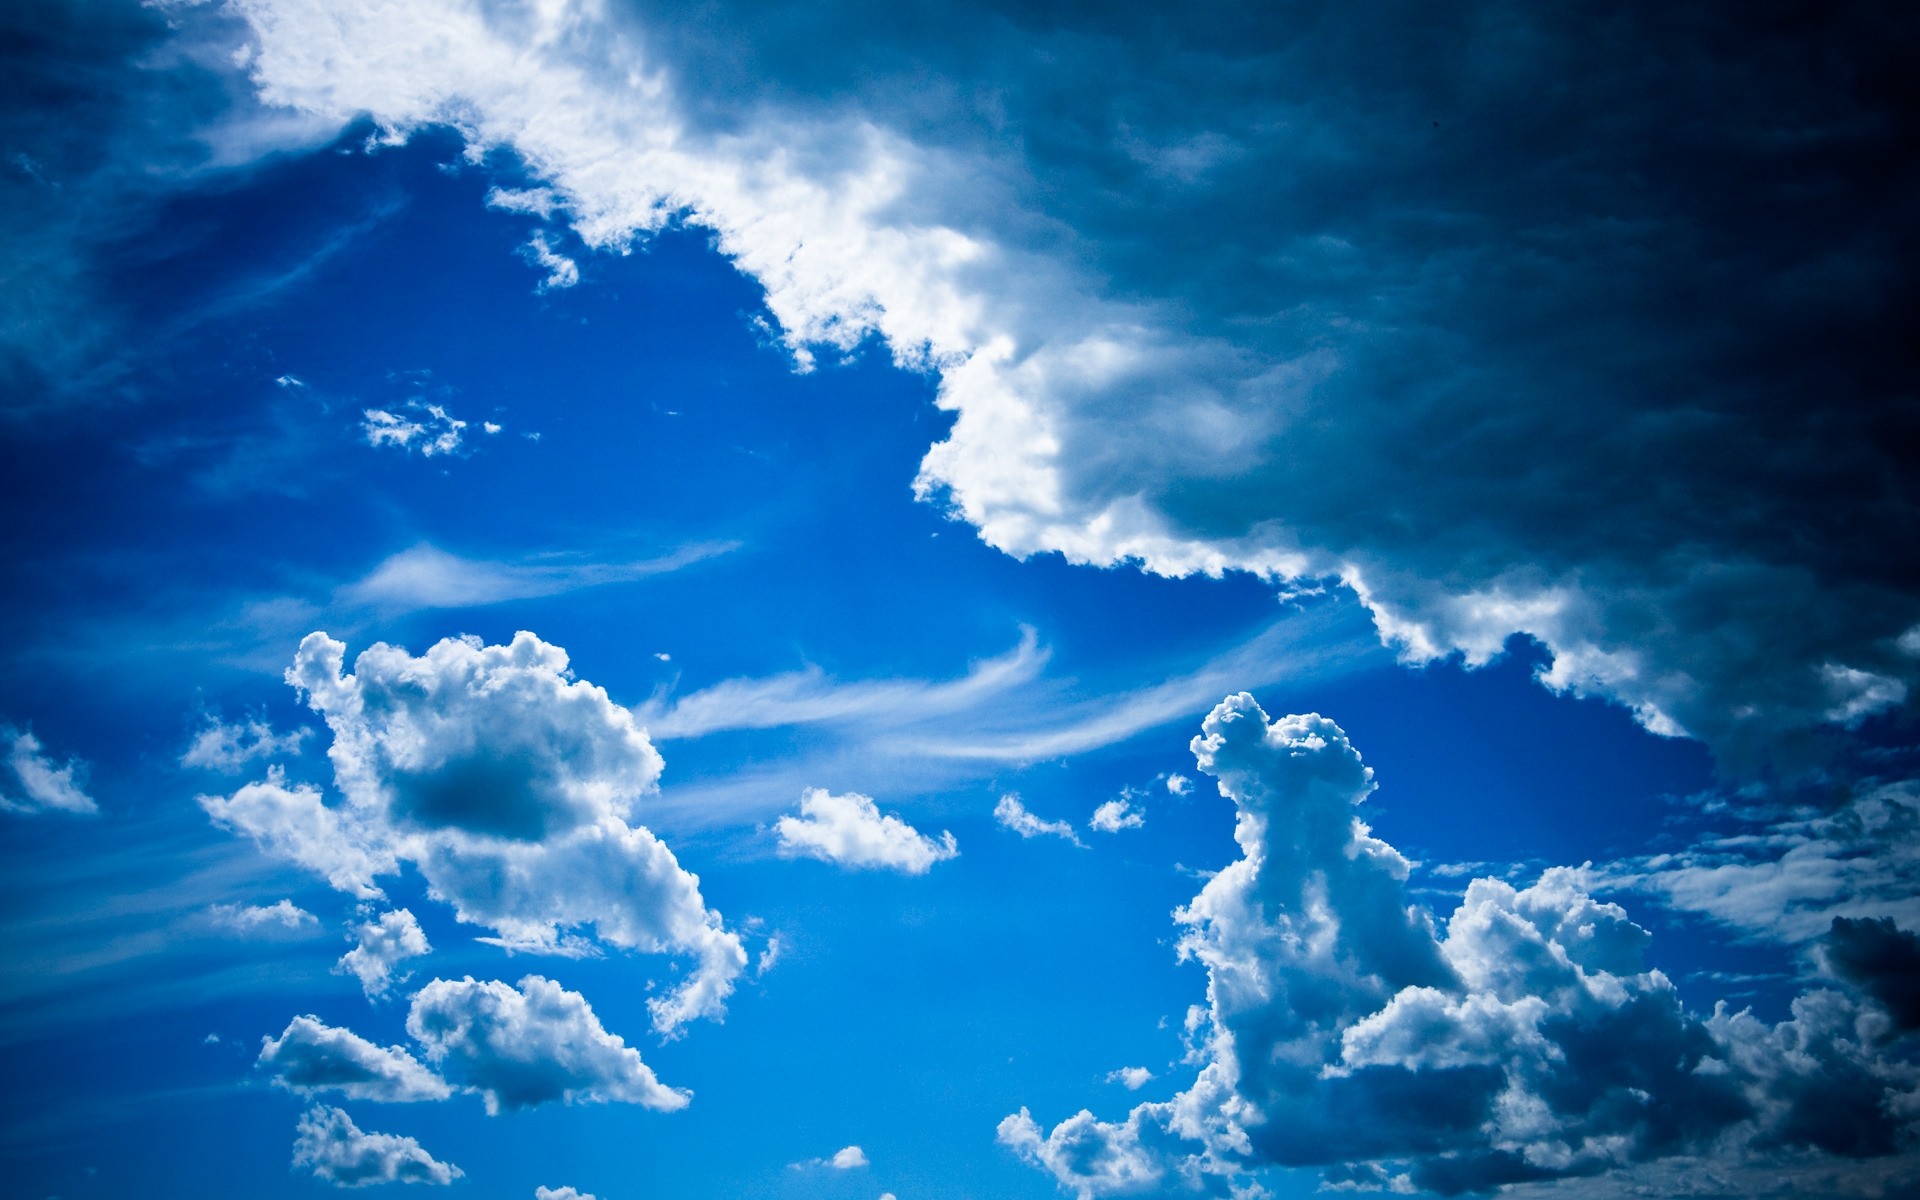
[1088,799,1143,834]
[1,727,97,816]
[1002,695,1920,1196]
[774,788,958,874]
[205,631,745,1034]
[337,909,431,998]
[995,794,1084,847]
[182,714,310,771]
[208,899,319,935]
[260,1015,451,1102]
[407,975,689,1114]
[292,1105,461,1187]
[362,403,466,457]
[191,0,1919,765]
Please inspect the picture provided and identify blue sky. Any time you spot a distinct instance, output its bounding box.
[3,2,1918,1198]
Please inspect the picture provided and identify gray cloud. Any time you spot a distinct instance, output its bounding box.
[260,1015,451,1102]
[292,1105,461,1187]
[407,974,689,1114]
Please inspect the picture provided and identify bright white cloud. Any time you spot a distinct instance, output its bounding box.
[205,631,746,1034]
[260,1015,451,1102]
[792,1145,869,1170]
[774,788,957,874]
[337,909,431,998]
[1105,1066,1154,1090]
[292,1105,461,1187]
[407,974,689,1114]
[208,899,318,934]
[522,230,579,291]
[0,727,97,816]
[994,794,1084,847]
[362,403,466,457]
[340,541,735,611]
[1088,799,1143,834]
[535,1188,596,1200]
[182,714,310,771]
[1165,774,1191,796]
[1002,694,1920,1195]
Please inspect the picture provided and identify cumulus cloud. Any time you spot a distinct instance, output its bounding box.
[362,403,466,457]
[1106,1067,1154,1091]
[407,974,689,1114]
[1165,774,1191,797]
[195,0,1920,766]
[1088,799,1143,834]
[182,714,310,771]
[204,631,745,1034]
[0,727,97,815]
[792,1145,868,1170]
[535,1188,596,1200]
[260,1015,451,1102]
[774,788,958,874]
[337,909,431,998]
[292,1105,461,1187]
[1002,694,1920,1196]
[995,794,1084,847]
[207,899,318,935]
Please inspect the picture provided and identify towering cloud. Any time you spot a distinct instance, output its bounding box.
[203,631,745,1034]
[1001,695,1920,1196]
[185,0,1918,765]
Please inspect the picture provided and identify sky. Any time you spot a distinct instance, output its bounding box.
[1,1,1917,1198]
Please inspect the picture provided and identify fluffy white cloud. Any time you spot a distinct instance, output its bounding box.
[208,899,318,935]
[337,909,431,998]
[260,1015,451,1102]
[1002,695,1920,1196]
[1088,799,1143,834]
[182,714,310,771]
[1106,1067,1154,1091]
[535,1189,596,1200]
[199,0,1920,764]
[205,631,745,1034]
[293,1105,461,1187]
[0,727,97,815]
[774,788,958,874]
[522,231,579,291]
[791,1145,868,1170]
[362,403,466,456]
[995,794,1084,847]
[407,974,689,1114]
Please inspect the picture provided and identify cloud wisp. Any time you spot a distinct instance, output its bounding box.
[1,727,98,816]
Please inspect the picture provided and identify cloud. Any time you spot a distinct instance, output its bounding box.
[1105,1067,1154,1091]
[207,899,318,935]
[1,727,97,815]
[995,794,1084,847]
[1002,694,1920,1196]
[362,403,467,457]
[792,1145,868,1170]
[337,909,431,998]
[1088,799,1143,834]
[204,631,746,1034]
[774,788,958,874]
[182,714,310,771]
[198,0,1920,766]
[1165,774,1191,796]
[522,231,579,291]
[261,1016,451,1102]
[407,975,689,1114]
[292,1105,461,1187]
[339,541,735,611]
[535,1189,597,1200]
[1822,917,1920,1033]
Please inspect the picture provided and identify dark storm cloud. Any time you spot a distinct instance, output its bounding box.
[1826,916,1920,1033]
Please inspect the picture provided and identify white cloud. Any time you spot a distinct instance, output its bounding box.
[1088,799,1143,834]
[775,788,958,874]
[0,727,97,815]
[755,933,782,976]
[182,714,310,771]
[362,403,466,457]
[1002,694,1920,1196]
[1165,774,1191,796]
[522,230,579,291]
[261,1015,451,1102]
[535,1188,596,1200]
[994,794,1084,847]
[1105,1067,1154,1090]
[340,541,735,611]
[407,974,689,1114]
[292,1105,461,1187]
[204,631,746,1034]
[207,899,318,935]
[792,1145,869,1170]
[337,909,431,998]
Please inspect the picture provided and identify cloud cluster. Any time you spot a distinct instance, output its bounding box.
[196,0,1920,763]
[338,909,431,998]
[293,1105,461,1187]
[362,403,467,457]
[1088,799,1143,834]
[995,794,1084,847]
[1,727,97,816]
[202,631,745,1034]
[260,1015,452,1103]
[407,975,689,1114]
[774,788,958,874]
[1002,695,1920,1196]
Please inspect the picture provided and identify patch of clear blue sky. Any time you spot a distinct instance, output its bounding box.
[0,126,1743,1200]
